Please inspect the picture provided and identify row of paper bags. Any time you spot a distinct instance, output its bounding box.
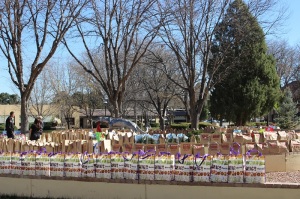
[0,151,265,184]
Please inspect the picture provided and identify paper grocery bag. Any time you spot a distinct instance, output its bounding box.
[244,155,265,184]
[210,155,228,183]
[21,152,36,176]
[174,154,193,182]
[10,152,22,175]
[144,144,156,152]
[210,133,222,144]
[50,153,65,177]
[193,155,212,182]
[228,154,244,183]
[222,133,233,143]
[290,140,300,152]
[192,144,205,155]
[208,143,220,155]
[167,144,180,155]
[35,153,50,177]
[64,153,82,178]
[0,152,11,174]
[138,153,155,181]
[199,133,210,145]
[180,143,192,155]
[125,152,139,180]
[122,143,133,153]
[156,144,167,154]
[82,153,96,178]
[111,144,122,153]
[154,154,174,181]
[95,153,111,179]
[257,143,270,155]
[110,153,125,179]
[220,143,230,155]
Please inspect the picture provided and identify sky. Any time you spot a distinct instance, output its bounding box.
[0,0,300,95]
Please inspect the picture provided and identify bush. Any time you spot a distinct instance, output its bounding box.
[170,123,190,130]
[0,123,18,130]
[198,122,212,129]
[43,122,53,130]
[150,122,160,128]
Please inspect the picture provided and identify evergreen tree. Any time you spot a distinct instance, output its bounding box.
[209,0,281,126]
[276,88,298,129]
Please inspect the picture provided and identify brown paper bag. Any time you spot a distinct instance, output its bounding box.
[122,143,133,153]
[210,133,222,144]
[208,143,220,155]
[192,144,205,155]
[111,144,122,152]
[167,144,179,155]
[233,134,244,144]
[277,131,288,141]
[222,133,233,143]
[200,133,210,145]
[180,143,192,155]
[290,140,300,152]
[144,144,156,152]
[220,143,230,155]
[267,141,280,154]
[133,143,144,152]
[156,144,167,154]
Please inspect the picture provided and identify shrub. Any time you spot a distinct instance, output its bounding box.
[198,122,212,129]
[170,123,190,130]
[150,122,160,128]
[0,123,18,130]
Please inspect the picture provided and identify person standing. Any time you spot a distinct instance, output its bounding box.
[5,111,15,139]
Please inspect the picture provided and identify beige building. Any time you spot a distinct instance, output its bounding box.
[0,104,81,129]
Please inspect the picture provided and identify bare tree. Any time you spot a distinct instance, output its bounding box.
[158,0,231,129]
[28,68,55,119]
[72,67,103,128]
[48,61,81,129]
[136,47,182,130]
[64,0,162,118]
[268,40,300,88]
[0,0,88,132]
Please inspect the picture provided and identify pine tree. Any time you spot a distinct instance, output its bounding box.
[209,0,281,126]
[276,88,298,129]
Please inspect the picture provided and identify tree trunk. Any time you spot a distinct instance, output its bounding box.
[190,109,200,130]
[159,115,165,131]
[20,95,29,134]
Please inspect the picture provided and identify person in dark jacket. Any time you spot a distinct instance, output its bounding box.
[5,111,15,139]
[29,118,43,141]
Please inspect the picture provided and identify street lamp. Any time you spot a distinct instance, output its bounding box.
[104,97,108,117]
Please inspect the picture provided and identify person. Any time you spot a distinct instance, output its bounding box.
[96,121,102,132]
[37,115,44,133]
[29,118,43,141]
[5,111,15,139]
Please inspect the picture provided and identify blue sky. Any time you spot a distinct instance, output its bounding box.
[1,0,299,95]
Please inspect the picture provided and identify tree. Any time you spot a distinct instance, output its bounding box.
[0,0,88,133]
[276,88,298,129]
[48,61,82,129]
[209,0,281,126]
[158,0,231,129]
[134,47,180,130]
[28,69,55,118]
[64,0,162,118]
[0,92,20,104]
[268,40,300,88]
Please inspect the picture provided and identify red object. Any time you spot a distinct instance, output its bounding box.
[265,126,274,131]
[96,122,102,132]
